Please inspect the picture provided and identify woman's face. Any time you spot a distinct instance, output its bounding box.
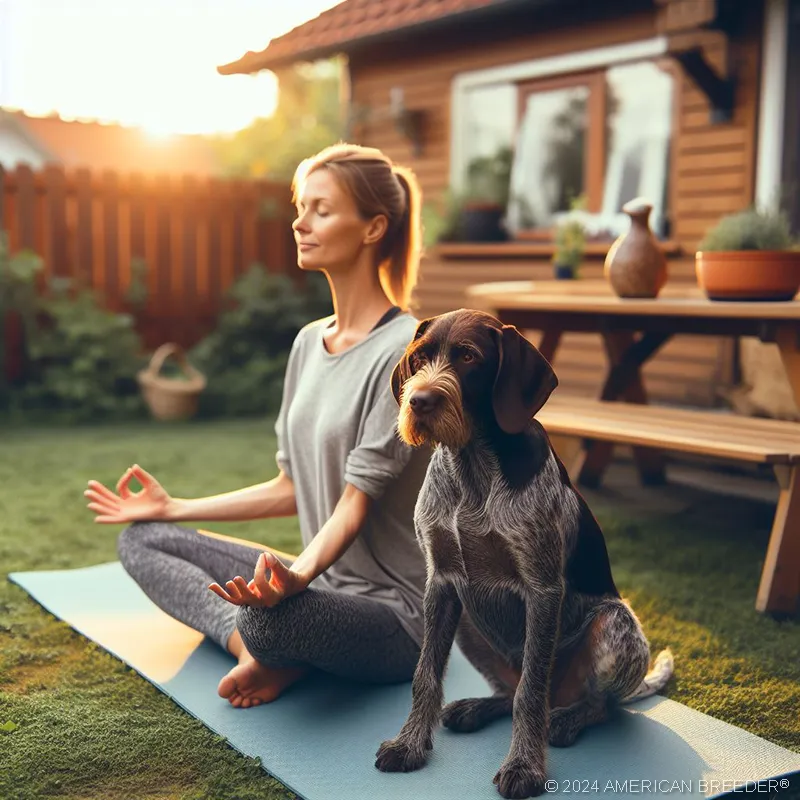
[292,168,385,273]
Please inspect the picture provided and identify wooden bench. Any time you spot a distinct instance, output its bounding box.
[537,395,800,616]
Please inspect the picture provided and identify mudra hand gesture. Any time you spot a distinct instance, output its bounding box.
[85,464,173,523]
[209,551,308,609]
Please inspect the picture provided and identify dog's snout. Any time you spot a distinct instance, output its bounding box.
[409,390,440,416]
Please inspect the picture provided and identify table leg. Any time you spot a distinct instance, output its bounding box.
[757,465,800,615]
[759,325,800,615]
[575,331,669,488]
[775,325,800,412]
[536,328,562,364]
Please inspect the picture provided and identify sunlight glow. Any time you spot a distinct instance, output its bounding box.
[4,0,340,135]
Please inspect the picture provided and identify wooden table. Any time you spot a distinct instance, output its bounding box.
[467,280,800,615]
[467,280,800,486]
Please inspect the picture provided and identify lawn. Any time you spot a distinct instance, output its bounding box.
[1,419,799,800]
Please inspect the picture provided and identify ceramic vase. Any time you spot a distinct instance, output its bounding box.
[604,198,667,298]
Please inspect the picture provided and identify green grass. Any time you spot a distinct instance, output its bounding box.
[0,419,301,800]
[1,420,799,799]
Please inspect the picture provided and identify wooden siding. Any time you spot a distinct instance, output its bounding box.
[348,2,763,408]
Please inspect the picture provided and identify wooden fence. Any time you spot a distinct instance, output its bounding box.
[0,164,297,372]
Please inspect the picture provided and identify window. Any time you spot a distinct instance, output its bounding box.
[453,55,674,240]
[509,71,602,235]
[460,83,518,171]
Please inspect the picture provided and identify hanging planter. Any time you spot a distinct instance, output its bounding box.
[137,343,206,421]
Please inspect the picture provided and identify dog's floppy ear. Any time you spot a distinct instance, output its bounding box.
[490,324,558,434]
[390,317,433,406]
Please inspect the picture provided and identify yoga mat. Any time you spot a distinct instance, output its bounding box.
[8,562,800,800]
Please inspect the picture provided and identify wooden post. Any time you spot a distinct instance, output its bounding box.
[44,165,68,282]
[74,168,93,290]
[102,170,120,307]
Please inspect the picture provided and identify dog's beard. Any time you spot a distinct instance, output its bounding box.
[397,361,472,450]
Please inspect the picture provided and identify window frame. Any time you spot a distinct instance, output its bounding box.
[513,69,607,238]
[449,37,670,241]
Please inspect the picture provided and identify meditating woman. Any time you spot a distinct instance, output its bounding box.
[84,143,429,707]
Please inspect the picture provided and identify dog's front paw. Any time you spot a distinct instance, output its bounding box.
[493,757,546,799]
[375,735,431,773]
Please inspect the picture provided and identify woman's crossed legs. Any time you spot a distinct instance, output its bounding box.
[117,522,421,706]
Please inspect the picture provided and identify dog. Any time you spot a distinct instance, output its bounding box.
[374,309,673,799]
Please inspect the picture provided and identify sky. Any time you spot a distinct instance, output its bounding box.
[0,0,340,135]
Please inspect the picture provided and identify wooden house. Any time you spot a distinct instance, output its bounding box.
[219,0,798,409]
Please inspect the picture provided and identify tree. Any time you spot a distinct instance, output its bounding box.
[215,58,346,181]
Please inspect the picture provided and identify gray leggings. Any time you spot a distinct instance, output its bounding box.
[117,522,421,684]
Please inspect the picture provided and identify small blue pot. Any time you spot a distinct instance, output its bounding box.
[553,263,576,280]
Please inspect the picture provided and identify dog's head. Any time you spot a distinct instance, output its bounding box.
[391,308,558,449]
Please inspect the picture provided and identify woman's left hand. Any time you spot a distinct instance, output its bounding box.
[209,552,308,608]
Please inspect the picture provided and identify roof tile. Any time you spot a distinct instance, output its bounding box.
[219,0,511,74]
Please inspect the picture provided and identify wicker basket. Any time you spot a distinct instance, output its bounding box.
[137,343,206,421]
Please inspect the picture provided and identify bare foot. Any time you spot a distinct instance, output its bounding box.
[218,653,309,709]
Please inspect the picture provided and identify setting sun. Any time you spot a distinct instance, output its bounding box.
[3,0,340,135]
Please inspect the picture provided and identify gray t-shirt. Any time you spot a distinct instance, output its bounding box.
[274,312,429,646]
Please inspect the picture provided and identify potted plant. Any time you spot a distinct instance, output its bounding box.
[552,198,587,280]
[457,146,513,242]
[696,207,800,301]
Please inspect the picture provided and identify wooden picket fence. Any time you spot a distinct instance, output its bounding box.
[0,164,297,377]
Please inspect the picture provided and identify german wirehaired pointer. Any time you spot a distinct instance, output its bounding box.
[375,309,673,799]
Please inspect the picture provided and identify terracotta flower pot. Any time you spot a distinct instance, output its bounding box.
[695,251,800,301]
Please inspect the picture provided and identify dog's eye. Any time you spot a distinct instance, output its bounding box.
[410,352,427,371]
[461,352,475,364]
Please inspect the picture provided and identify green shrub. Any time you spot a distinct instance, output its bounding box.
[8,284,146,424]
[699,207,796,252]
[1,231,333,423]
[2,233,145,423]
[190,265,332,417]
[0,233,42,397]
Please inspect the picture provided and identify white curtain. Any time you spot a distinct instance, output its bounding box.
[600,62,673,237]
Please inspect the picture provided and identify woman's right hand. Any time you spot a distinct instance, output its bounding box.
[84,464,174,524]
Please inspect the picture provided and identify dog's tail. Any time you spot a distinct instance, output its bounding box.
[620,648,674,705]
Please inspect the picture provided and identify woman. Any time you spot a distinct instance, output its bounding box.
[84,143,430,708]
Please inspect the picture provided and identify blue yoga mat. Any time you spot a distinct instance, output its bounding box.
[8,562,800,800]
